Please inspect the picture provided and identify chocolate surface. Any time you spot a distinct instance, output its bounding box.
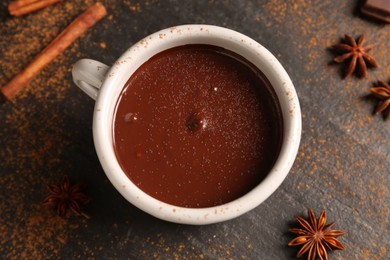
[113,44,283,208]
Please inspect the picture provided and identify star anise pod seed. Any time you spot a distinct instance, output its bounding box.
[333,34,378,78]
[370,80,390,119]
[43,176,90,217]
[288,208,345,260]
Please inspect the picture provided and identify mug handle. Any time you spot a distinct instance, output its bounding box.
[72,59,110,100]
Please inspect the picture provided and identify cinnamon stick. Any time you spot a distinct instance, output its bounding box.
[1,2,107,101]
[8,0,40,10]
[9,0,62,16]
[9,0,40,10]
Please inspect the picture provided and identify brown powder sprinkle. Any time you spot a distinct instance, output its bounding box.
[99,41,107,49]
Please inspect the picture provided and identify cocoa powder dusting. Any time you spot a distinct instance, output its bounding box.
[0,0,95,258]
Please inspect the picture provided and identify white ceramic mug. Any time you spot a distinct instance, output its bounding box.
[72,24,301,225]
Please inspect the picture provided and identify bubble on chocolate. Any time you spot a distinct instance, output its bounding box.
[124,112,138,123]
[185,112,207,133]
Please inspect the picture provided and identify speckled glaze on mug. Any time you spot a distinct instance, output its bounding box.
[72,24,301,225]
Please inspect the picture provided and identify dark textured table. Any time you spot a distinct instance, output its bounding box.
[0,0,389,259]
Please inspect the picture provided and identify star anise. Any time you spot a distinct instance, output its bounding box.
[288,209,345,260]
[43,176,90,217]
[333,34,378,78]
[370,80,390,119]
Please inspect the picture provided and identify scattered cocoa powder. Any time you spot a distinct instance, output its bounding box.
[0,0,96,258]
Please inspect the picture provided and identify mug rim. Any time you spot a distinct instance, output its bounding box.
[92,24,301,225]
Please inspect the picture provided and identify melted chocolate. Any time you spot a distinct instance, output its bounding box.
[113,45,283,208]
